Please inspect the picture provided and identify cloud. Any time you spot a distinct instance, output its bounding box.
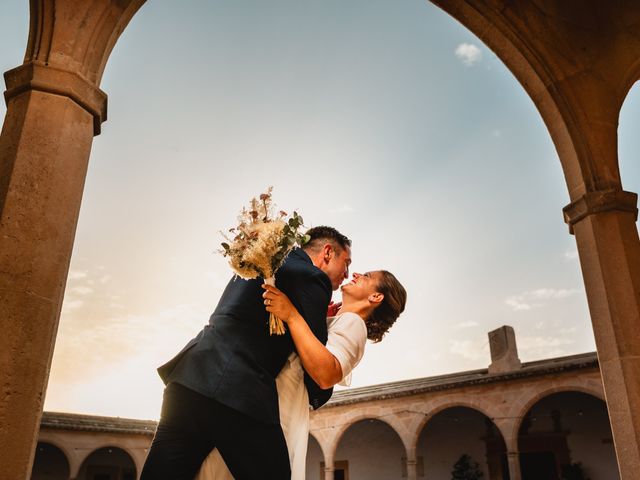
[67,270,88,280]
[559,326,578,334]
[454,321,479,329]
[62,299,84,312]
[50,303,208,383]
[518,335,575,359]
[564,249,579,261]
[505,288,580,311]
[455,43,483,66]
[71,286,93,295]
[449,339,488,362]
[331,204,355,214]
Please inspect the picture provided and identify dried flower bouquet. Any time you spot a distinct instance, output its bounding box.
[220,187,309,335]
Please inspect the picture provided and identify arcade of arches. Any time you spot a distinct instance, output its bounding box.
[34,332,618,480]
[2,1,640,478]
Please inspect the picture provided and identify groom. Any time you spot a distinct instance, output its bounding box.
[140,226,352,479]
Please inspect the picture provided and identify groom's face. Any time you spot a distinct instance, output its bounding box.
[324,245,352,291]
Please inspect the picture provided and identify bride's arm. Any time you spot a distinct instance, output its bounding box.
[262,284,343,389]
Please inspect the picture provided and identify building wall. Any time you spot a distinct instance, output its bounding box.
[35,362,614,479]
[37,429,150,479]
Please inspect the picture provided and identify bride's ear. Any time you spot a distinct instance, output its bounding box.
[369,292,384,305]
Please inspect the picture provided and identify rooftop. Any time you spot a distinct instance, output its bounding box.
[40,351,598,434]
[326,351,598,407]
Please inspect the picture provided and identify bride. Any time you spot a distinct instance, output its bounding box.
[196,270,407,480]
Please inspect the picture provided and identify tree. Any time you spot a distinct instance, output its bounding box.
[561,463,591,480]
[451,454,484,480]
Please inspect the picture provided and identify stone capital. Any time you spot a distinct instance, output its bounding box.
[563,190,638,234]
[4,62,107,135]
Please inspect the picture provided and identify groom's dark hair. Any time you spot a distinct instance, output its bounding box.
[302,226,351,254]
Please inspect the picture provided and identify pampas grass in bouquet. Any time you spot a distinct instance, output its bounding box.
[220,187,309,335]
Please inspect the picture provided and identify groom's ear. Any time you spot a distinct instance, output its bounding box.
[369,292,384,305]
[322,244,333,263]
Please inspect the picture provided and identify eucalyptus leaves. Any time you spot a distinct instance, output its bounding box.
[220,187,309,334]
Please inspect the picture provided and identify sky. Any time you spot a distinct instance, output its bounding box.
[1,0,639,420]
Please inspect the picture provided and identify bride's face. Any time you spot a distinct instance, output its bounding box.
[341,271,382,301]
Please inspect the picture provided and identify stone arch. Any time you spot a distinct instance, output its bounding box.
[417,405,508,480]
[31,441,71,480]
[620,64,640,106]
[435,2,640,193]
[412,398,498,449]
[509,384,605,442]
[25,0,147,85]
[308,430,324,458]
[2,1,640,478]
[516,390,619,480]
[334,416,407,480]
[33,438,74,470]
[328,412,407,460]
[618,79,640,178]
[76,445,137,480]
[429,1,587,194]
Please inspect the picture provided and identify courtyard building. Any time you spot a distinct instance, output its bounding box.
[33,327,618,480]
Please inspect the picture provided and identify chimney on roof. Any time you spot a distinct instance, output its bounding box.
[488,325,521,374]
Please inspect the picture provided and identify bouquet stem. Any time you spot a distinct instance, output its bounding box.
[264,277,286,335]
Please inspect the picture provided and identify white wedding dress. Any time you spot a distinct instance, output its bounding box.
[195,312,367,480]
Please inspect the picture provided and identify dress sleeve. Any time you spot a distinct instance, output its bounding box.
[325,312,367,387]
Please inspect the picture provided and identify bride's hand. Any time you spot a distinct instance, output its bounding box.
[262,284,299,323]
[327,301,342,317]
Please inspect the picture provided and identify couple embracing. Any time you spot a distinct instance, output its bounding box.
[140,226,407,479]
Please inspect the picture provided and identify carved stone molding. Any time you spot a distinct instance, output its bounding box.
[4,62,107,135]
[563,189,638,234]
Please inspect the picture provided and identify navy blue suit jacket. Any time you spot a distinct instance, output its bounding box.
[157,248,333,425]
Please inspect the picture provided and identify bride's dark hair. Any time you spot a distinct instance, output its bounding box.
[366,271,407,343]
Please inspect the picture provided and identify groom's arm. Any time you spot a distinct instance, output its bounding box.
[277,268,331,343]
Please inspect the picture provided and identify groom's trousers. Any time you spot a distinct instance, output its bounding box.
[140,382,291,480]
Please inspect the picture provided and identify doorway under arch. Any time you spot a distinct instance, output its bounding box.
[77,446,136,480]
[31,442,70,480]
[418,406,507,480]
[334,417,405,480]
[517,391,619,480]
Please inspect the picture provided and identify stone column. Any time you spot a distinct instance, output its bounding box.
[564,190,640,478]
[323,458,334,480]
[400,444,417,480]
[506,451,521,480]
[0,1,145,478]
[405,457,418,480]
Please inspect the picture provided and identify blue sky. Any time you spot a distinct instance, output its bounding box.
[2,0,639,419]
